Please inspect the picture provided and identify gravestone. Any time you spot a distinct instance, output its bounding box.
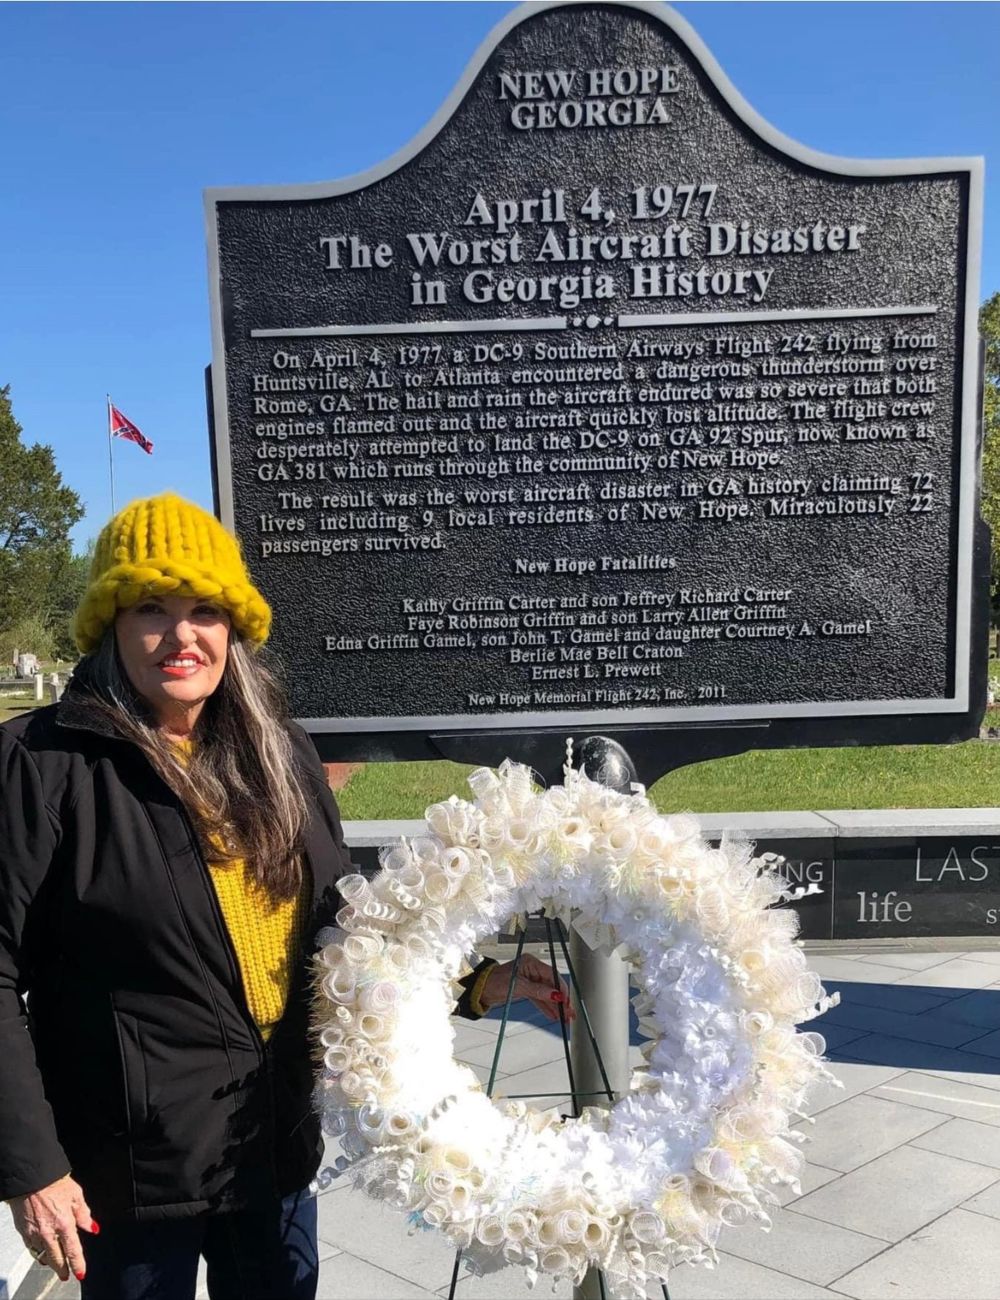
[205,0,986,787]
[16,654,38,680]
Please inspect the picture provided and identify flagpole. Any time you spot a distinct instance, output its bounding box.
[107,394,116,515]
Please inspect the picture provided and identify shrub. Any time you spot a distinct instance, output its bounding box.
[0,614,56,668]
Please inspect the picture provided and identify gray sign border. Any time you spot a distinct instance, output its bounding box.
[204,0,984,737]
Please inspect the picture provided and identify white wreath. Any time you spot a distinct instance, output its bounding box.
[314,759,839,1298]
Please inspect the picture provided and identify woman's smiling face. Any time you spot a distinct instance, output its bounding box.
[114,594,231,735]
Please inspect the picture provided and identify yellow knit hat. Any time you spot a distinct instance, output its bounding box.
[73,493,271,654]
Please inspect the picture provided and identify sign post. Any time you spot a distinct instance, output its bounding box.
[566,737,635,1300]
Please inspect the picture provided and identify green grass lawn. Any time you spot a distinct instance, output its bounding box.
[6,681,999,819]
[338,666,1000,818]
[337,739,1000,820]
[0,662,73,725]
[0,696,40,725]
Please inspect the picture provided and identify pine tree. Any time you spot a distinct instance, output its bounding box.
[0,385,84,648]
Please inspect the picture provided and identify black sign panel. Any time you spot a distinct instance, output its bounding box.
[834,835,1000,939]
[750,839,835,941]
[206,1,984,773]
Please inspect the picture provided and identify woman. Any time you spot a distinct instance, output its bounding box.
[0,493,569,1299]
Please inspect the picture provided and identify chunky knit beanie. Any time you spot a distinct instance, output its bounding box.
[73,493,271,654]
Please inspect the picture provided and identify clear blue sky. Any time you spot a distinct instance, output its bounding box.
[2,1,996,551]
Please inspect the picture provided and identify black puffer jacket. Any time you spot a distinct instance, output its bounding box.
[0,688,353,1221]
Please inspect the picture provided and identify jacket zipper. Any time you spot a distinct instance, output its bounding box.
[175,802,286,1198]
[177,801,325,1195]
[171,802,265,1048]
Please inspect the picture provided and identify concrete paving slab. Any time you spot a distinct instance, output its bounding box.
[317,1184,458,1289]
[791,1145,997,1242]
[718,1207,884,1285]
[870,1070,1000,1125]
[809,956,898,984]
[343,819,427,847]
[912,1116,1000,1169]
[465,1059,511,1090]
[920,1061,1000,1093]
[818,1000,991,1049]
[835,1033,1000,1088]
[317,1251,441,1300]
[439,1264,572,1299]
[462,1016,536,1039]
[492,1058,574,1110]
[801,1094,946,1172]
[820,981,951,1015]
[471,1007,550,1037]
[828,1207,1000,1300]
[817,809,1000,836]
[664,1252,841,1298]
[891,958,1000,991]
[772,1161,843,1207]
[960,951,1000,967]
[450,1022,498,1055]
[938,986,1000,1030]
[962,1177,1000,1219]
[854,951,964,972]
[815,1023,869,1052]
[321,1132,350,1176]
[457,1025,568,1075]
[803,1060,909,1116]
[699,811,838,837]
[956,1026,1000,1058]
[13,1267,78,1300]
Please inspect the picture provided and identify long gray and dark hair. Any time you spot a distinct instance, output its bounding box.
[72,633,309,898]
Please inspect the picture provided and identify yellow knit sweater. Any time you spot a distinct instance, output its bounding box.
[207,854,307,1041]
[175,743,307,1040]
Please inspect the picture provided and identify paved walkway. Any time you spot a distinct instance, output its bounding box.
[17,946,1000,1300]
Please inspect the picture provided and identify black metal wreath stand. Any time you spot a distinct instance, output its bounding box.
[446,912,670,1300]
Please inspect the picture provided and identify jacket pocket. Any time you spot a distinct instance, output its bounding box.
[111,1001,150,1140]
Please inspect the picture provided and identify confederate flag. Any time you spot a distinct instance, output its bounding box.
[109,403,153,455]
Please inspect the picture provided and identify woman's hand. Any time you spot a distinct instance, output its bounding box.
[8,1174,97,1283]
[480,954,576,1023]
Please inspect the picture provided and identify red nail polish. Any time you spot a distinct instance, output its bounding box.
[550,990,567,1003]
[90,1221,100,1235]
[75,1272,86,1282]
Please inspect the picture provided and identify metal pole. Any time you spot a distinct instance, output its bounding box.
[107,394,116,514]
[570,737,635,1300]
[570,930,630,1300]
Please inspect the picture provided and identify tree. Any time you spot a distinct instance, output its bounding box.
[0,614,56,668]
[0,385,84,641]
[48,543,94,661]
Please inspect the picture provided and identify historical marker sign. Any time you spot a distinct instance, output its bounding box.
[206,1,985,772]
